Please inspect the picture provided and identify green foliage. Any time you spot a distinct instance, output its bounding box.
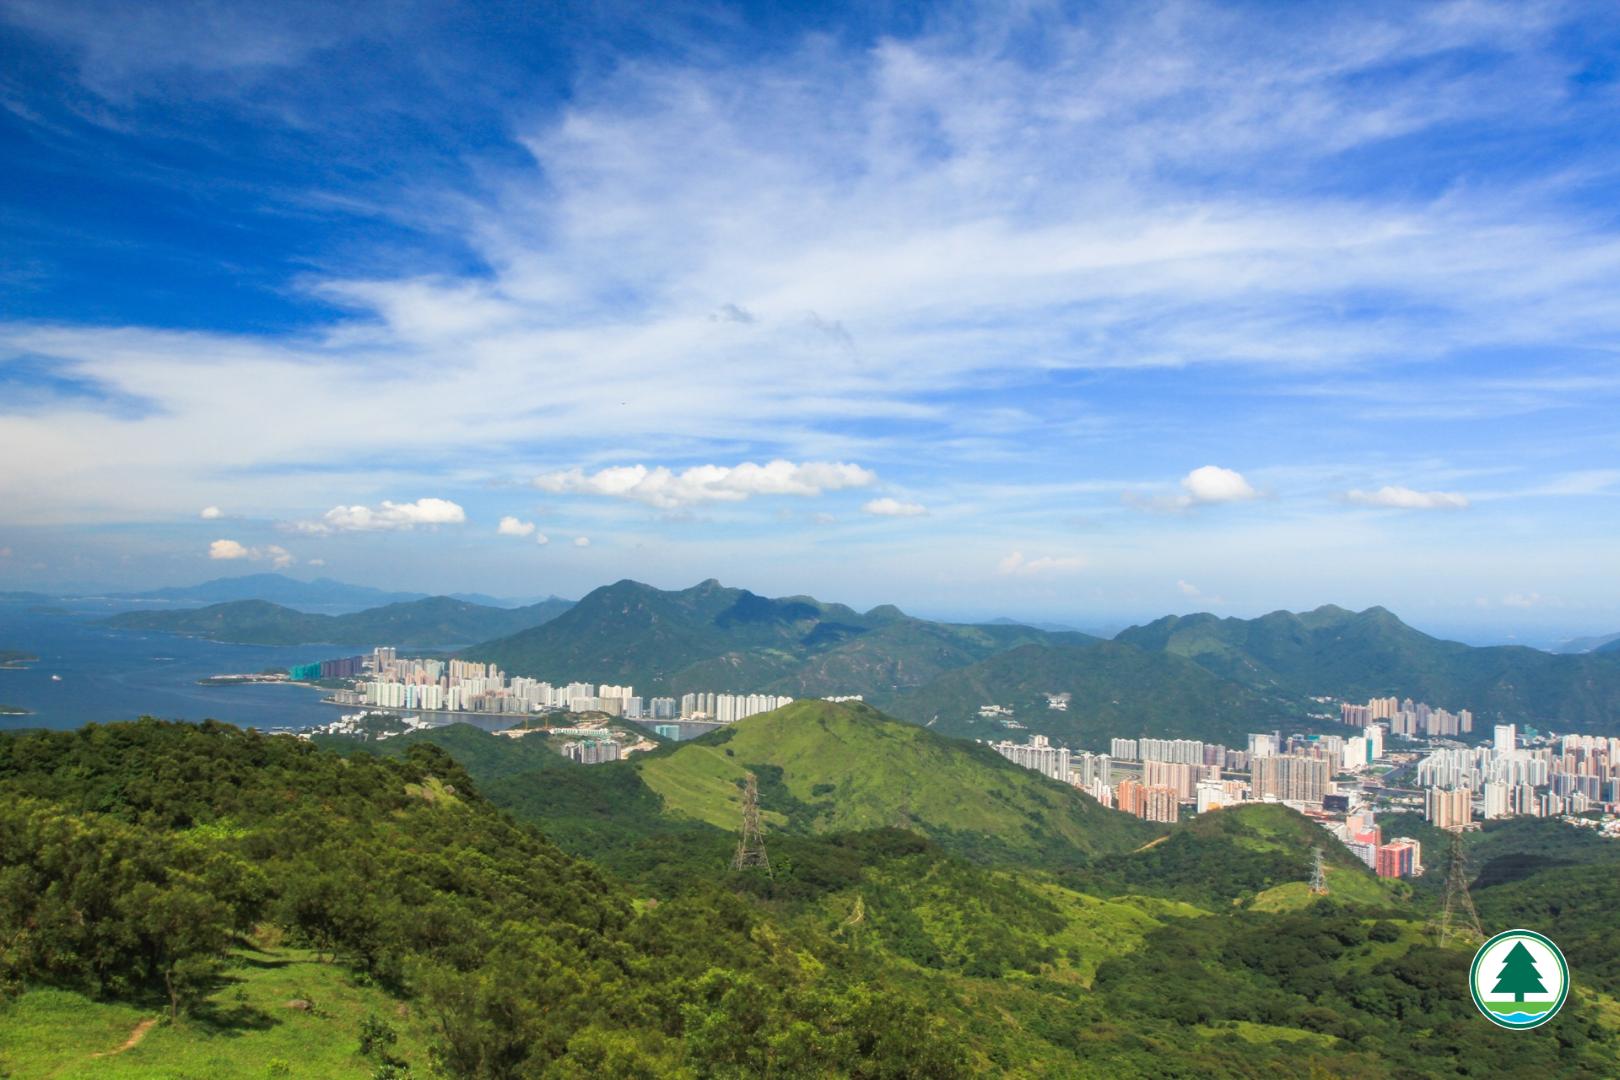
[0,720,967,1078]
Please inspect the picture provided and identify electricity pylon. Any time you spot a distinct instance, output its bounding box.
[1432,830,1483,946]
[729,772,772,876]
[1309,846,1329,895]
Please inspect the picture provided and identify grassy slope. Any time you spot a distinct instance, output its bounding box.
[0,946,433,1080]
[634,700,1159,864]
[1079,803,1409,908]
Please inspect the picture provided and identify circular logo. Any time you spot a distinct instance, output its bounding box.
[1469,929,1569,1029]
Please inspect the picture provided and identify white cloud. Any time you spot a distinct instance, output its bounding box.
[534,460,876,510]
[208,539,251,560]
[293,498,466,534]
[535,533,550,546]
[208,539,294,568]
[1177,579,1226,605]
[199,506,222,519]
[497,515,536,537]
[573,536,590,547]
[862,497,927,517]
[307,557,326,566]
[1346,485,1470,510]
[1181,466,1258,504]
[997,551,1087,576]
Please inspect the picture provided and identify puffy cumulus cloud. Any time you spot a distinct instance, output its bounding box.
[573,536,590,547]
[1130,466,1260,513]
[208,539,294,568]
[199,506,222,519]
[997,551,1087,576]
[1181,466,1258,504]
[497,515,536,537]
[534,460,876,510]
[534,533,550,546]
[208,539,251,560]
[862,497,927,517]
[1347,485,1469,510]
[293,498,466,534]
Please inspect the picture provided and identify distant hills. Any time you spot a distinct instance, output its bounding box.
[1554,630,1620,654]
[114,572,427,609]
[885,640,1297,746]
[1112,604,1620,731]
[108,572,558,612]
[102,595,573,648]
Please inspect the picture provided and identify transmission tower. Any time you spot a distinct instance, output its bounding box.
[729,772,772,876]
[1309,846,1328,895]
[1432,830,1483,947]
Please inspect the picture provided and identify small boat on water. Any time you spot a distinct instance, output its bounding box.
[50,674,62,682]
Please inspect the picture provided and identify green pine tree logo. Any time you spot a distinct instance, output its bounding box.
[1469,929,1569,1029]
[1491,942,1546,1003]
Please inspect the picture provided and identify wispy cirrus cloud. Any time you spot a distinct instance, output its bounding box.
[862,497,927,518]
[997,551,1086,577]
[1347,485,1470,510]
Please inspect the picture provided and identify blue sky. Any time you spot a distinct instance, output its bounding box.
[3,0,1620,642]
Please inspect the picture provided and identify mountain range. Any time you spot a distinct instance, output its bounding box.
[87,573,1620,737]
[463,581,1620,738]
[102,595,573,648]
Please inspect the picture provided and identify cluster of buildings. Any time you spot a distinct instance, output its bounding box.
[1320,808,1424,878]
[1414,725,1620,828]
[993,697,1617,868]
[322,647,796,724]
[1341,696,1473,738]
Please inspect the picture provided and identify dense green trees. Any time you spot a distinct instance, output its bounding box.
[3,718,1618,1077]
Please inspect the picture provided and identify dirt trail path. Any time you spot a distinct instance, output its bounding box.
[91,1017,158,1058]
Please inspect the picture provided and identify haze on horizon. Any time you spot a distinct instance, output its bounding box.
[2,0,1619,642]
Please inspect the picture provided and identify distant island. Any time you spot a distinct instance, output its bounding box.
[0,650,39,669]
[0,704,30,715]
[103,596,573,648]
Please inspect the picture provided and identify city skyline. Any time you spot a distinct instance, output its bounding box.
[5,2,1620,638]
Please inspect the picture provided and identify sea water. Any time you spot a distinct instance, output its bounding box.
[0,601,370,732]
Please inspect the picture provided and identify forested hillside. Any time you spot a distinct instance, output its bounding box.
[4,716,1619,1078]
